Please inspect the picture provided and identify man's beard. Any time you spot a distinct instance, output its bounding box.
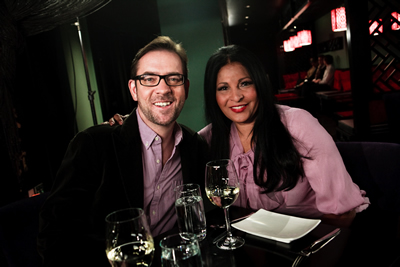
[138,100,184,127]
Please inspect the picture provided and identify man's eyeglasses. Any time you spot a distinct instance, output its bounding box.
[133,74,185,87]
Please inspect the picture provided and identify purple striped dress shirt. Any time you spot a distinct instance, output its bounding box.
[136,110,183,236]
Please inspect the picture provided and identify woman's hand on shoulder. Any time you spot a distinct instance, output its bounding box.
[101,114,128,126]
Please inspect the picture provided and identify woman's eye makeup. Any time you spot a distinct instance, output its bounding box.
[240,80,253,87]
[216,79,253,91]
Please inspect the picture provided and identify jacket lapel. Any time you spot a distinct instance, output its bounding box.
[111,109,144,208]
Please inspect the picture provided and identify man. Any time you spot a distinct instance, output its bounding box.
[299,54,336,115]
[306,57,319,81]
[312,54,335,88]
[313,55,326,81]
[296,57,319,87]
[37,36,209,266]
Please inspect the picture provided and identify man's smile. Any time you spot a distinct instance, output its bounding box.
[154,101,172,107]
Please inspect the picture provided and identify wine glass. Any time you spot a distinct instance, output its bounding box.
[205,159,245,250]
[105,208,154,267]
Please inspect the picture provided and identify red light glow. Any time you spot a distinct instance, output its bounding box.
[297,30,312,46]
[331,7,347,32]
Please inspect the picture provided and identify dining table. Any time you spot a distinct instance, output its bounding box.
[152,206,351,267]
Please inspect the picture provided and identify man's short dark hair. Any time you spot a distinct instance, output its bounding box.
[324,54,334,65]
[130,36,188,79]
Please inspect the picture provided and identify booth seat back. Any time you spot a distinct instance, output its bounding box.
[282,72,300,89]
[335,142,400,266]
[336,142,400,214]
[333,69,351,92]
[340,70,351,91]
[333,70,342,91]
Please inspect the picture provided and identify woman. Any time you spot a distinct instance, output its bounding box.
[198,45,369,228]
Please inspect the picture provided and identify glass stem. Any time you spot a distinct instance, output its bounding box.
[224,207,232,237]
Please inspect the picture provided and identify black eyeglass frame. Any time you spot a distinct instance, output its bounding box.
[133,74,186,87]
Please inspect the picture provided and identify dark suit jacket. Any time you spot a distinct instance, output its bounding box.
[37,109,209,266]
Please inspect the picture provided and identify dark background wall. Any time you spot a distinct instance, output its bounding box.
[86,0,161,119]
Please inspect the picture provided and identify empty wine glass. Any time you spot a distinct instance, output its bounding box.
[105,208,154,266]
[205,159,245,250]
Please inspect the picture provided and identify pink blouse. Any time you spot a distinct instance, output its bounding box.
[198,105,369,218]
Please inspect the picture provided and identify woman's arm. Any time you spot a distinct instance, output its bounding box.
[286,108,369,219]
[321,209,356,228]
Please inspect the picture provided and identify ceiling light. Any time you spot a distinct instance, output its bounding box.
[392,12,400,30]
[245,16,249,19]
[331,7,347,32]
[298,30,312,45]
[290,35,301,49]
[283,40,294,52]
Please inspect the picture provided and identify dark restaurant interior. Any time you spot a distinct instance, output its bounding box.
[1,0,400,266]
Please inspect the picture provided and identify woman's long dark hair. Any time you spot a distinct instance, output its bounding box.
[204,45,308,193]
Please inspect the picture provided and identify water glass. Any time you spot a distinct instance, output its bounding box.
[174,183,207,241]
[160,232,203,267]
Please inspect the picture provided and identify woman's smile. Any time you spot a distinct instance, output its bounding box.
[230,104,247,113]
